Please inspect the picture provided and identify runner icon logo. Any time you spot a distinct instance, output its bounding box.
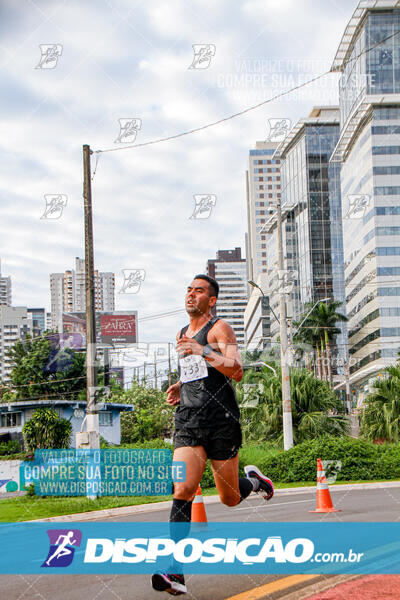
[41,529,82,568]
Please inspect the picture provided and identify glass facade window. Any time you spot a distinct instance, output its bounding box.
[366,12,400,96]
[364,207,400,224]
[374,187,400,195]
[278,120,346,370]
[346,269,377,304]
[374,165,400,175]
[249,149,275,156]
[372,125,400,134]
[373,106,400,119]
[377,267,400,276]
[347,291,376,320]
[364,227,400,243]
[350,349,398,374]
[372,145,400,155]
[381,307,400,317]
[349,308,380,339]
[345,251,376,286]
[377,247,400,256]
[378,287,400,296]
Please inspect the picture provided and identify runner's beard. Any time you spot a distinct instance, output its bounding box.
[185,302,202,315]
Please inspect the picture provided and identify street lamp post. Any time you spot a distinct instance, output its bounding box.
[249,361,277,377]
[248,282,331,450]
[292,298,330,339]
[276,197,293,450]
[248,275,293,450]
[248,280,280,325]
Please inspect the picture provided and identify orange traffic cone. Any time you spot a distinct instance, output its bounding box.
[191,485,208,525]
[309,458,341,513]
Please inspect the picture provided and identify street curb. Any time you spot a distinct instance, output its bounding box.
[28,480,400,522]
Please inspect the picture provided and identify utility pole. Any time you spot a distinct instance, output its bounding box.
[154,351,158,389]
[104,348,110,388]
[81,143,99,450]
[168,342,172,386]
[276,197,293,450]
[344,363,351,414]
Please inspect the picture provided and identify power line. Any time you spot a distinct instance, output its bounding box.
[1,389,86,404]
[2,374,87,389]
[96,71,330,154]
[94,29,400,156]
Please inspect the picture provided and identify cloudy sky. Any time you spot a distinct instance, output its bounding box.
[1,0,355,357]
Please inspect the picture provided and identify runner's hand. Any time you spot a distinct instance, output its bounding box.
[177,335,203,357]
[166,382,180,405]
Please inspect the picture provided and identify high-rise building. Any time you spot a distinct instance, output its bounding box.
[243,273,271,351]
[0,307,32,382]
[207,248,247,346]
[246,142,282,283]
[27,308,46,336]
[264,107,347,374]
[50,257,115,331]
[0,260,11,307]
[331,0,400,400]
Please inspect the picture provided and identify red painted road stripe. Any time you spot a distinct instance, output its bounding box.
[305,575,400,599]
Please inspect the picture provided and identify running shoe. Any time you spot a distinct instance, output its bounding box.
[244,464,274,500]
[151,573,186,596]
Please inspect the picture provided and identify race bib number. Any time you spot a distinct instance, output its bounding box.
[179,354,208,383]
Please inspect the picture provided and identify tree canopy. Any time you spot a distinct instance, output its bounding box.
[4,334,86,402]
[236,366,349,445]
[360,365,400,443]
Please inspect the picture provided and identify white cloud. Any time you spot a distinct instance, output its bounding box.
[1,0,354,350]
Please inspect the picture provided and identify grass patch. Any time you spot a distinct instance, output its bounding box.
[0,493,174,522]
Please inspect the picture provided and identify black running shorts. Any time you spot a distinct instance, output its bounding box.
[173,420,242,460]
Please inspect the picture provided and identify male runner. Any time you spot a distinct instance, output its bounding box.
[152,274,274,596]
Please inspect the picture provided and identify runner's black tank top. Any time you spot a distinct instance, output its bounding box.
[175,317,240,428]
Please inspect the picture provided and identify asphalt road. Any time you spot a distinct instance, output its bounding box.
[1,486,400,600]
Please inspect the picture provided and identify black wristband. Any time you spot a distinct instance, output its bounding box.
[202,344,212,358]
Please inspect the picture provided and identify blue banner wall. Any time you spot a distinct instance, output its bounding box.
[1,522,400,574]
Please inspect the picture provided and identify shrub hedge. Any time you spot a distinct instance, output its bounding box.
[237,436,400,484]
[120,436,400,487]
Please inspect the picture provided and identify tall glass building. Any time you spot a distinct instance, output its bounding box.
[245,142,281,282]
[331,0,400,402]
[267,107,347,376]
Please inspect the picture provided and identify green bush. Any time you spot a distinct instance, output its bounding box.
[115,436,400,487]
[114,383,174,444]
[120,438,173,450]
[100,436,113,449]
[22,408,72,451]
[0,440,21,455]
[24,483,36,497]
[240,435,399,483]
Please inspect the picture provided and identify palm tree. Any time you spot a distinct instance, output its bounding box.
[293,311,321,378]
[294,300,348,384]
[360,365,400,443]
[236,366,349,445]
